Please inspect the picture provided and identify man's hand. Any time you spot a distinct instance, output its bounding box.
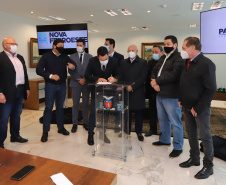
[0,94,6,104]
[151,79,157,87]
[153,84,160,92]
[97,78,107,82]
[126,85,133,92]
[191,107,197,117]
[51,74,60,81]
[67,63,75,70]
[78,78,86,85]
[108,77,117,83]
[27,90,30,98]
[178,101,182,107]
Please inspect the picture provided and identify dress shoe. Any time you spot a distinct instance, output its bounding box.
[88,134,94,145]
[195,167,213,179]
[58,128,70,135]
[152,141,171,146]
[145,130,153,137]
[83,124,89,131]
[10,136,28,143]
[0,145,4,149]
[179,158,200,168]
[41,132,48,142]
[137,133,144,141]
[100,134,111,143]
[169,149,183,157]
[71,124,77,133]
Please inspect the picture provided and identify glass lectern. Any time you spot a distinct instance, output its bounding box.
[91,82,132,161]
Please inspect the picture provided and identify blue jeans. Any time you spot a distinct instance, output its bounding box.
[156,95,183,150]
[43,82,66,132]
[0,86,24,146]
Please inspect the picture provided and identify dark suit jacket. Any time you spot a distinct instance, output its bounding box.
[113,51,124,62]
[0,51,30,102]
[85,56,119,96]
[119,56,148,110]
[69,52,93,87]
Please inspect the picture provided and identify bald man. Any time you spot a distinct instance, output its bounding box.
[0,37,30,149]
[119,45,148,141]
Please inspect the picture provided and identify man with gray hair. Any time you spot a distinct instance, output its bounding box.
[119,45,147,141]
[0,37,30,148]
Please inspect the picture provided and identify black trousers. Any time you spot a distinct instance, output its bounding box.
[148,95,157,133]
[128,110,143,134]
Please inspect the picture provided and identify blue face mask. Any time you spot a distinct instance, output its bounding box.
[105,45,110,52]
[152,54,160,61]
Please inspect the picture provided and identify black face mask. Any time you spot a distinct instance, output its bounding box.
[164,46,174,54]
[56,47,64,54]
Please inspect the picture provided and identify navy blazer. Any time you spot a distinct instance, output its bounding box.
[0,51,30,102]
[113,51,124,62]
[69,52,93,87]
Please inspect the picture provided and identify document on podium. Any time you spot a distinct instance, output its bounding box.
[50,173,73,185]
[97,82,112,85]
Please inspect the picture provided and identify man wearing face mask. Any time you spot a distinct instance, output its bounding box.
[151,35,185,157]
[104,38,124,62]
[69,39,92,133]
[119,45,148,141]
[178,37,216,179]
[36,38,76,142]
[0,37,30,149]
[145,46,164,137]
[85,46,119,145]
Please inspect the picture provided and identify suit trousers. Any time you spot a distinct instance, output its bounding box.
[72,85,90,125]
[128,110,143,134]
[0,86,24,146]
[148,94,157,133]
[183,106,214,167]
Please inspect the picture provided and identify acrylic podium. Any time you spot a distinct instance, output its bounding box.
[91,82,132,161]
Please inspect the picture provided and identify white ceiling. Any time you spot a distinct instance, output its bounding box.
[0,0,225,33]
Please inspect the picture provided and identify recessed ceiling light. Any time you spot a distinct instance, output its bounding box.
[49,16,65,20]
[104,10,118,16]
[210,1,224,9]
[38,16,53,21]
[147,10,151,13]
[31,11,34,14]
[131,27,139,30]
[90,14,94,17]
[189,24,197,28]
[119,9,132,15]
[192,3,204,10]
[142,27,149,30]
[90,29,100,32]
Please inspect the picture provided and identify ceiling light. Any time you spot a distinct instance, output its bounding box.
[38,16,53,21]
[119,9,132,15]
[90,14,94,17]
[147,10,151,13]
[104,10,118,16]
[90,29,100,32]
[142,27,149,30]
[210,1,224,9]
[131,27,139,30]
[31,11,34,14]
[192,3,204,10]
[49,16,65,20]
[160,5,167,8]
[189,24,197,28]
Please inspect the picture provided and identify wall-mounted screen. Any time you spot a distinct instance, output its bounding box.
[36,23,88,55]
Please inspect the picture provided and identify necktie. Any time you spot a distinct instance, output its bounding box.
[187,59,191,70]
[102,65,106,72]
[80,53,83,63]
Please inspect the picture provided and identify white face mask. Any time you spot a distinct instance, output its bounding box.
[100,59,108,65]
[128,51,136,59]
[10,45,18,53]
[77,46,83,53]
[180,50,189,59]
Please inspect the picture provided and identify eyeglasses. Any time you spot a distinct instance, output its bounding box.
[6,43,18,46]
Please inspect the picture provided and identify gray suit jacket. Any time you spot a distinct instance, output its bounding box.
[69,52,93,87]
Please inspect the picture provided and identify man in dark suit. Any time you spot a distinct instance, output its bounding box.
[85,46,119,145]
[145,45,164,137]
[151,35,185,158]
[179,37,216,179]
[0,37,30,149]
[104,38,124,62]
[69,39,92,133]
[119,45,148,141]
